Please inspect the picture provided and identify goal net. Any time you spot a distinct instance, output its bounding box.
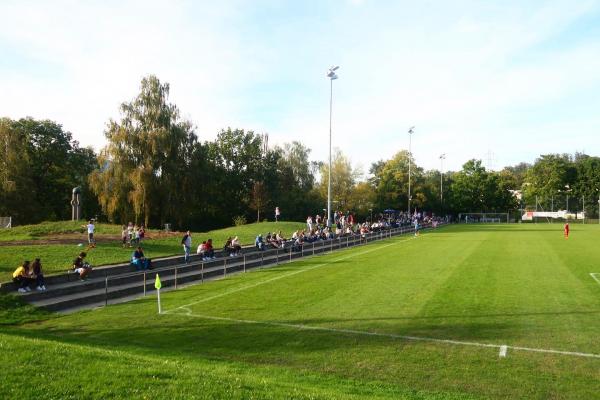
[458,213,509,223]
[0,217,12,229]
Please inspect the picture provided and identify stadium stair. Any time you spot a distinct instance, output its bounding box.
[1,227,418,313]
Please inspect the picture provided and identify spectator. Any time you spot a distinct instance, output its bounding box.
[306,216,313,231]
[266,232,280,249]
[255,234,265,251]
[275,206,281,222]
[73,252,92,281]
[231,236,242,256]
[31,258,46,291]
[85,220,96,248]
[138,225,145,243]
[127,222,135,246]
[275,231,286,246]
[181,230,192,263]
[223,237,234,256]
[12,261,34,293]
[121,225,128,248]
[131,225,140,246]
[205,239,215,259]
[197,241,207,257]
[131,246,151,270]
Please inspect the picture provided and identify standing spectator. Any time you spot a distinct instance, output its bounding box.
[181,231,192,263]
[73,252,92,281]
[31,258,46,291]
[306,216,313,231]
[85,220,96,248]
[121,225,128,248]
[131,246,151,270]
[275,206,281,222]
[12,261,34,293]
[127,222,134,246]
[138,225,145,243]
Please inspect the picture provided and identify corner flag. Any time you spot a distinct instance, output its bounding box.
[155,274,162,314]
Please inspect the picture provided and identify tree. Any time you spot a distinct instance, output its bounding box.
[523,154,576,210]
[318,149,361,211]
[450,159,517,213]
[371,150,423,212]
[90,75,196,228]
[250,181,267,222]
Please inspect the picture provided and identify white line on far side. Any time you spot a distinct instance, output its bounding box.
[590,273,600,285]
[165,235,417,313]
[169,310,600,360]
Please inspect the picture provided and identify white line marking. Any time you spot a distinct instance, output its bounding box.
[590,273,600,285]
[165,236,416,313]
[168,310,600,360]
[499,345,508,358]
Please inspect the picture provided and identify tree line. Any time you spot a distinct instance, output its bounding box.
[2,75,600,229]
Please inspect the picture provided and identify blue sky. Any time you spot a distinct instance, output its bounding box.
[1,0,600,174]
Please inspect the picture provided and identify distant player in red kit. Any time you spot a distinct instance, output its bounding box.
[564,222,569,239]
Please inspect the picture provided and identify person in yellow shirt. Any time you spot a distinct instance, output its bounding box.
[13,261,34,293]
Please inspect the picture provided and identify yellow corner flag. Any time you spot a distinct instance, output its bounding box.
[155,274,162,314]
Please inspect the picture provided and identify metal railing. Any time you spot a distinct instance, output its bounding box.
[99,224,435,306]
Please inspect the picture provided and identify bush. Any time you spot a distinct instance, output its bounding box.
[233,216,247,226]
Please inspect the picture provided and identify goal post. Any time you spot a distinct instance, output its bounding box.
[458,213,510,223]
[0,217,12,229]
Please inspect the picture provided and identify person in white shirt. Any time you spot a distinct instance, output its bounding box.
[275,206,281,222]
[85,220,96,248]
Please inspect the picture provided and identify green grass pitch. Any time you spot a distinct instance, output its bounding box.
[2,223,600,399]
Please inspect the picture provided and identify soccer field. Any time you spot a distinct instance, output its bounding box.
[2,223,600,399]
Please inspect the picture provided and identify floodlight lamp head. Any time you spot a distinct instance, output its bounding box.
[327,70,338,80]
[408,126,415,134]
[330,65,339,72]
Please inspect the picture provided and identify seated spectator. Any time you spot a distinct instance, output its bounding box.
[255,234,265,251]
[13,261,34,293]
[275,231,286,246]
[292,235,304,252]
[131,246,151,270]
[205,239,216,259]
[266,232,280,249]
[231,236,242,256]
[73,252,92,281]
[197,241,206,256]
[31,258,46,291]
[223,237,234,256]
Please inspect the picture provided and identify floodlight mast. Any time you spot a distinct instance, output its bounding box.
[326,66,339,228]
[439,153,446,213]
[408,126,415,215]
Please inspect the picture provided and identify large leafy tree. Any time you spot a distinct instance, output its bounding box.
[90,75,196,227]
[318,149,362,211]
[371,150,424,212]
[450,159,517,213]
[0,117,98,224]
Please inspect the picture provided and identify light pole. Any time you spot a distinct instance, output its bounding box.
[326,65,339,228]
[408,126,414,215]
[439,153,446,214]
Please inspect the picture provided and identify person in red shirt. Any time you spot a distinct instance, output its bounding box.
[564,222,570,239]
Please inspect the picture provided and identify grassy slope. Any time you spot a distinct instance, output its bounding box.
[0,220,125,241]
[0,221,304,281]
[2,224,600,399]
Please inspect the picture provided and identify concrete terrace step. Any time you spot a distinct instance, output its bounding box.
[7,225,426,313]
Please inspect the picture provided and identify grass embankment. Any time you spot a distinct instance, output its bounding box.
[1,224,600,398]
[0,220,125,242]
[0,221,304,282]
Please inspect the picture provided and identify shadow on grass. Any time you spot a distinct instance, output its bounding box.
[5,303,522,363]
